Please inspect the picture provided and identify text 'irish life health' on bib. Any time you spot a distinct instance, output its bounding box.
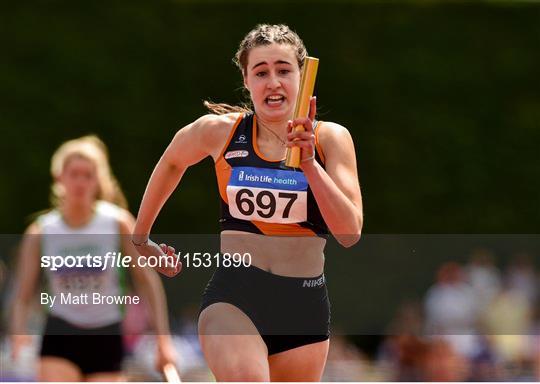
[227,167,308,223]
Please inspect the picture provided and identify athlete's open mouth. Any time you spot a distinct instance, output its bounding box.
[265,95,285,106]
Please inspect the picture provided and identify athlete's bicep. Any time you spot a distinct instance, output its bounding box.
[320,124,363,213]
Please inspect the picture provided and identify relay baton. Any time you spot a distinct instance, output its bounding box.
[163,363,181,383]
[285,56,319,168]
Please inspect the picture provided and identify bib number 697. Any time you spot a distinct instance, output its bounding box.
[236,189,297,219]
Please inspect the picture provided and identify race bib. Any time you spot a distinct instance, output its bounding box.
[227,167,308,223]
[56,271,105,292]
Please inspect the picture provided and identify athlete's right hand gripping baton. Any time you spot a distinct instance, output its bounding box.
[285,57,319,168]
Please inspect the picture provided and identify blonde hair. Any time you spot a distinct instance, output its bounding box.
[50,135,128,209]
[205,24,307,115]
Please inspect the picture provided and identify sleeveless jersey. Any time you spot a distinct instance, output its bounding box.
[38,201,126,328]
[215,113,329,237]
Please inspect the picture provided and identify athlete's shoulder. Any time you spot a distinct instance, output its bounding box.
[193,112,244,138]
[34,208,60,230]
[317,120,350,136]
[25,219,43,236]
[95,201,135,233]
[195,112,243,127]
[116,208,136,234]
[95,201,132,220]
[317,121,354,147]
[193,113,245,159]
[96,200,121,215]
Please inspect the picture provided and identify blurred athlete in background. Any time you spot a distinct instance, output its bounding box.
[10,135,177,381]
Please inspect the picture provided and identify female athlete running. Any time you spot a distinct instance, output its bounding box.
[133,24,362,381]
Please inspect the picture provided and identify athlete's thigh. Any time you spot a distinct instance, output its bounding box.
[85,372,126,382]
[199,302,269,381]
[39,356,83,382]
[268,339,330,382]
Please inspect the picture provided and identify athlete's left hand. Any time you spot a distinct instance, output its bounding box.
[286,96,317,166]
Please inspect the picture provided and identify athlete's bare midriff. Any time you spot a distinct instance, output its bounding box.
[220,230,325,277]
[210,114,327,278]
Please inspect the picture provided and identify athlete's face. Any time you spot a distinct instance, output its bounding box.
[58,156,99,204]
[243,43,301,122]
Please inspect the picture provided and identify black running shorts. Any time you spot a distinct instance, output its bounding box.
[200,264,330,355]
[40,315,124,375]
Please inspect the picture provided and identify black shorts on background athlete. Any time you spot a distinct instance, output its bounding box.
[40,315,124,374]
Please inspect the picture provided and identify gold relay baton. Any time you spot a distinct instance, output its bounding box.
[163,363,182,383]
[285,56,319,168]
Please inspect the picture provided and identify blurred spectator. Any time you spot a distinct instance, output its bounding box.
[506,252,538,304]
[425,262,482,362]
[465,248,501,312]
[378,333,429,381]
[378,301,429,381]
[377,251,539,381]
[467,335,502,381]
[423,337,469,381]
[379,300,472,381]
[482,287,531,340]
[424,262,477,335]
[476,252,539,380]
